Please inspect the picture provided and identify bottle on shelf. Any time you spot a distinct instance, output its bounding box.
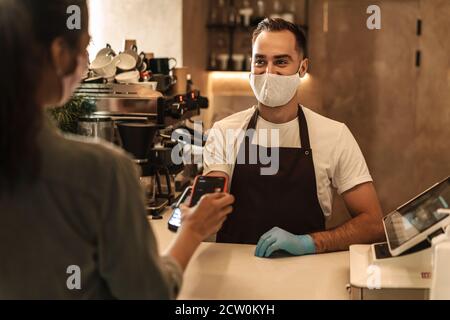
[269,0,283,20]
[239,0,254,28]
[228,4,239,27]
[281,0,296,24]
[217,53,230,71]
[251,0,266,26]
[209,52,218,70]
[217,0,229,26]
[232,54,246,71]
[208,0,219,25]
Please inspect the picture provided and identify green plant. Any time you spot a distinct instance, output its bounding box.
[48,96,96,134]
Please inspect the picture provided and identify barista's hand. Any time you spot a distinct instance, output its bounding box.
[180,193,234,242]
[255,227,316,258]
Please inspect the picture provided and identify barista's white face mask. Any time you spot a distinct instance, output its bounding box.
[56,52,88,106]
[250,61,304,108]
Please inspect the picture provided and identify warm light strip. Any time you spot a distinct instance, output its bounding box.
[209,71,310,81]
[209,71,251,81]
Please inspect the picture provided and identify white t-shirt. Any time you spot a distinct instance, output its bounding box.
[203,105,373,218]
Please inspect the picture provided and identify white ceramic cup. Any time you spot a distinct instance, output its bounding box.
[115,53,137,71]
[115,70,140,84]
[217,54,229,71]
[96,44,116,59]
[90,55,117,77]
[232,54,245,71]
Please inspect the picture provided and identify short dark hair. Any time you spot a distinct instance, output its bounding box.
[252,18,307,58]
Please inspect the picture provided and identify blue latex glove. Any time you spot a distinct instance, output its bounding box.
[255,227,316,258]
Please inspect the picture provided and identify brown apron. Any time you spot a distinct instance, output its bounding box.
[217,106,325,244]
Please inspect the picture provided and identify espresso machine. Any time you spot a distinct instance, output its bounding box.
[74,83,208,216]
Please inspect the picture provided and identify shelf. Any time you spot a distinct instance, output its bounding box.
[207,68,250,72]
[207,23,254,31]
[206,0,310,71]
[207,23,308,32]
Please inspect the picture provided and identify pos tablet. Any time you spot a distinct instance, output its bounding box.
[383,176,450,256]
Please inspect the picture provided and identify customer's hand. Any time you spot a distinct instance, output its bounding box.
[180,193,234,242]
[255,227,316,258]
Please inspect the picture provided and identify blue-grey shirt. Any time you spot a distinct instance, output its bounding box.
[0,117,182,299]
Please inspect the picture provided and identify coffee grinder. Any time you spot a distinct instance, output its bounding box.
[116,122,173,217]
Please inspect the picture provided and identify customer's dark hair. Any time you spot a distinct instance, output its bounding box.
[21,0,88,73]
[252,18,308,58]
[0,0,87,191]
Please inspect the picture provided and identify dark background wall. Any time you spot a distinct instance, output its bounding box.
[301,0,450,227]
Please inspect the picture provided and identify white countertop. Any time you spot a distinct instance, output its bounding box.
[148,211,351,300]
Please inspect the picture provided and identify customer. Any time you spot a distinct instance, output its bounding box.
[0,0,234,299]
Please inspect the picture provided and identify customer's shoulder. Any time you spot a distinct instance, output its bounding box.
[41,131,137,192]
[63,133,134,172]
[213,106,256,130]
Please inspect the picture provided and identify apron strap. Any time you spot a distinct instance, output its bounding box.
[297,105,311,150]
[246,107,260,130]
